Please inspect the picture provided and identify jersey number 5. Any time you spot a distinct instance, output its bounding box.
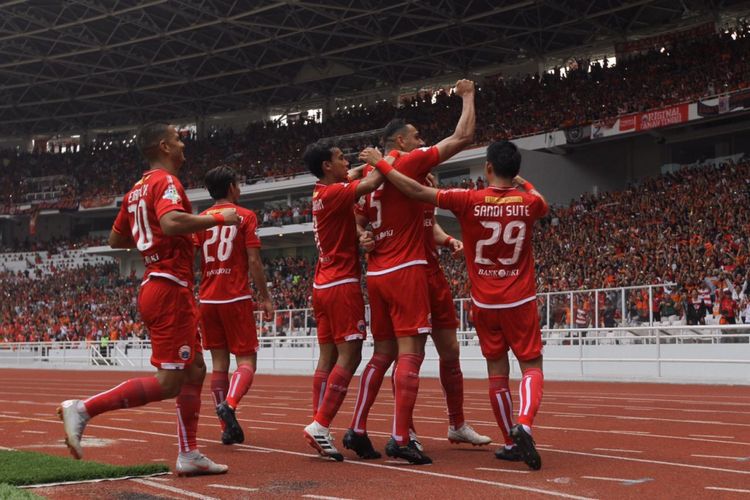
[475,220,526,266]
[203,226,238,263]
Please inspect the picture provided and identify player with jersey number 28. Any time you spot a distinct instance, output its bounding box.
[301,141,386,461]
[194,166,274,446]
[362,140,549,470]
[58,122,239,476]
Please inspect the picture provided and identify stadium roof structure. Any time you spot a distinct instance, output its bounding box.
[0,0,745,135]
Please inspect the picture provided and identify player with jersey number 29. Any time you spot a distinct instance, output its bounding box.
[301,141,386,461]
[194,166,274,447]
[362,140,549,470]
[58,122,239,476]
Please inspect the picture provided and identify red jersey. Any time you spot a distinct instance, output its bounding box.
[194,203,260,303]
[423,206,440,269]
[358,146,441,275]
[312,181,361,287]
[436,186,548,308]
[112,169,194,287]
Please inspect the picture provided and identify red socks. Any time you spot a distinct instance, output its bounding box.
[176,382,202,453]
[440,359,465,429]
[392,353,423,445]
[312,369,330,418]
[350,353,392,434]
[83,376,163,418]
[314,365,354,428]
[518,368,544,429]
[210,371,229,407]
[226,365,255,409]
[489,375,514,446]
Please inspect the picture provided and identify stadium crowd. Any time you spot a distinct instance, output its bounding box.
[1,26,748,211]
[3,154,749,343]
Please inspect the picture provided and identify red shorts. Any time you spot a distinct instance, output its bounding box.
[138,278,202,370]
[472,298,542,361]
[427,267,459,330]
[367,265,432,342]
[312,282,366,345]
[199,299,259,355]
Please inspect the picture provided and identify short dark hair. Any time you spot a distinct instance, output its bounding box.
[204,165,237,200]
[136,122,171,160]
[303,141,335,179]
[381,118,408,147]
[486,140,521,179]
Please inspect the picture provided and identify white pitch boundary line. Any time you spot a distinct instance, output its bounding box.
[593,448,642,454]
[131,478,219,500]
[19,472,170,489]
[705,486,750,494]
[208,484,260,492]
[0,413,593,500]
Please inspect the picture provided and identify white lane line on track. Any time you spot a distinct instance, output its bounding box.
[260,413,287,416]
[692,454,750,461]
[21,430,46,434]
[237,448,272,453]
[19,473,170,489]
[151,420,173,425]
[690,434,734,439]
[705,486,750,494]
[302,495,354,500]
[581,475,653,485]
[475,467,530,474]
[118,438,148,443]
[110,418,132,422]
[543,449,750,476]
[131,478,219,500]
[593,448,642,454]
[0,413,594,500]
[208,484,259,492]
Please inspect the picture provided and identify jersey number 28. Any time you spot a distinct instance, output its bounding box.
[203,226,238,263]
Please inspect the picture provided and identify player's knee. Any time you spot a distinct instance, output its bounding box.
[157,375,184,399]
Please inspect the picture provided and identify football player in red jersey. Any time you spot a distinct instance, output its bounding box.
[57,122,238,476]
[345,80,487,465]
[195,166,274,446]
[363,140,548,470]
[301,142,386,461]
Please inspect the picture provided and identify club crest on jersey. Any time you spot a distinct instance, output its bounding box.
[357,320,366,333]
[178,344,191,361]
[162,184,181,204]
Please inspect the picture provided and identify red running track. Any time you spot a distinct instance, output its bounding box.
[0,369,749,499]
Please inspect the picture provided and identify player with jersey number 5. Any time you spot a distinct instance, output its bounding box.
[194,165,274,446]
[57,122,239,476]
[360,140,548,470]
[301,141,386,461]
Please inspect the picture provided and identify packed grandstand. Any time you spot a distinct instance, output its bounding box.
[1,20,749,346]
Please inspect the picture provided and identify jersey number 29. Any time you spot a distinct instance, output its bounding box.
[475,220,526,266]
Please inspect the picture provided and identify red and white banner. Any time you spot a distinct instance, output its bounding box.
[618,104,689,132]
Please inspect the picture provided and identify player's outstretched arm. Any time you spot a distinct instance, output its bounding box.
[433,221,464,258]
[248,247,274,320]
[353,150,397,198]
[160,208,240,236]
[359,148,438,205]
[434,79,476,162]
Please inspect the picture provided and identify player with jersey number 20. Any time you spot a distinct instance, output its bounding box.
[362,140,549,471]
[194,166,274,446]
[58,122,239,476]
